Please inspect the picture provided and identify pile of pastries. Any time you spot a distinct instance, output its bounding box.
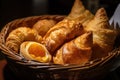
[5,0,118,65]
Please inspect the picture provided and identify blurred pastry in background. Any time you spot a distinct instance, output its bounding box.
[66,0,94,27]
[33,19,57,37]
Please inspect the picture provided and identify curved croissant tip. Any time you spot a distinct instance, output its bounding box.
[87,31,92,34]
[86,31,93,37]
[81,31,93,39]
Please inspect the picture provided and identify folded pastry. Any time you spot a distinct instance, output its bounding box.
[43,19,84,55]
[85,8,110,30]
[85,8,117,59]
[53,31,93,65]
[67,0,85,19]
[66,0,94,27]
[33,19,57,37]
[6,27,42,53]
[20,41,51,63]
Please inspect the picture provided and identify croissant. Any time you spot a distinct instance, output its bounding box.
[85,8,117,59]
[20,41,52,63]
[53,31,93,65]
[43,19,84,55]
[6,27,42,53]
[33,19,57,37]
[66,0,94,27]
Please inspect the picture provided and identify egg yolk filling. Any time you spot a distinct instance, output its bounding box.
[28,43,46,58]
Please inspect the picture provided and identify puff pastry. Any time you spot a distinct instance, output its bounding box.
[66,0,94,27]
[85,8,117,59]
[43,19,84,55]
[33,19,57,37]
[53,31,93,65]
[20,41,51,63]
[6,27,42,53]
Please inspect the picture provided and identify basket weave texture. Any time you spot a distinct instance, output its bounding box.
[0,15,120,80]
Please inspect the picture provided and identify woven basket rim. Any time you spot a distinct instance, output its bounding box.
[0,15,120,70]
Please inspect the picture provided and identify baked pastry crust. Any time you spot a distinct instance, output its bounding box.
[53,31,93,65]
[33,19,57,37]
[85,8,117,59]
[42,19,84,55]
[6,27,42,53]
[20,41,52,63]
[67,0,94,27]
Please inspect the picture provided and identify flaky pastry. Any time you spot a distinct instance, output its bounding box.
[43,19,84,55]
[53,31,93,65]
[85,8,117,59]
[66,0,94,27]
[6,27,42,53]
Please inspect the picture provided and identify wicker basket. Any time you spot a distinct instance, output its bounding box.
[0,15,120,80]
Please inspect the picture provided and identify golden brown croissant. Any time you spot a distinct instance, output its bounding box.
[20,41,52,63]
[53,31,93,65]
[33,19,57,37]
[85,8,117,59]
[42,19,84,55]
[66,0,94,27]
[6,27,42,53]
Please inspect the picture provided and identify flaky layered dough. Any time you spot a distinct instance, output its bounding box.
[43,19,84,55]
[6,27,42,53]
[85,8,117,59]
[39,0,94,55]
[33,19,57,37]
[53,32,93,65]
[66,0,94,27]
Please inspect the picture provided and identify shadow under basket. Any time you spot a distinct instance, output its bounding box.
[0,15,120,80]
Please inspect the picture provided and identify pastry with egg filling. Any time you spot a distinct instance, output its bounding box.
[20,41,51,63]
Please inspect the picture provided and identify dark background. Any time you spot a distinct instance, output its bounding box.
[0,0,120,80]
[0,0,120,29]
